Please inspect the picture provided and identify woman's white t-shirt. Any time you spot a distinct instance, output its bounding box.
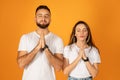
[63,43,101,78]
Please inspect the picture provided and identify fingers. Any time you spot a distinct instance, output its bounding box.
[41,38,45,48]
[36,39,42,50]
[82,52,86,59]
[78,48,86,58]
[40,32,44,39]
[78,49,83,57]
[39,32,45,48]
[36,32,45,49]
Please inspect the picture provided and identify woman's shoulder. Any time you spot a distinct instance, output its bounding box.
[91,46,99,51]
[64,44,75,50]
[89,46,100,55]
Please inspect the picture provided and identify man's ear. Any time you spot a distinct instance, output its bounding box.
[34,17,36,22]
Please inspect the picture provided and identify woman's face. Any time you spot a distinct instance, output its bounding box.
[75,24,88,42]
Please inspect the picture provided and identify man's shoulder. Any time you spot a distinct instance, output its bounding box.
[50,32,62,39]
[21,31,35,37]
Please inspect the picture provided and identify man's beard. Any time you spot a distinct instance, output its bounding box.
[36,22,49,29]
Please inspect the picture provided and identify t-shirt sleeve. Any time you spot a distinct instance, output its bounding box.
[63,46,70,59]
[54,38,64,54]
[91,48,101,64]
[18,35,27,51]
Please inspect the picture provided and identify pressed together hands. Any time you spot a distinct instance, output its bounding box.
[77,45,89,61]
[36,32,46,51]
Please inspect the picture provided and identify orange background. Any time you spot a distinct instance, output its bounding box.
[0,0,120,80]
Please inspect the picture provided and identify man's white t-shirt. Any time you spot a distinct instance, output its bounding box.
[63,43,101,78]
[18,31,64,80]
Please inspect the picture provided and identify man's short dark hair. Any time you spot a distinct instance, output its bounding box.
[35,5,51,14]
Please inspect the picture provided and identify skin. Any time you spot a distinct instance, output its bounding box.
[17,9,63,71]
[63,24,99,78]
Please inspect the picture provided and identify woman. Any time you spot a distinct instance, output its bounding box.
[63,21,101,80]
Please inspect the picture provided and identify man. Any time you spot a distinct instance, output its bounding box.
[17,5,64,80]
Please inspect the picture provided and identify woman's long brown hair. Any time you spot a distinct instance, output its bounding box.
[68,21,97,49]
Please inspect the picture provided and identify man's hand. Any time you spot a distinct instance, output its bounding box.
[40,32,45,48]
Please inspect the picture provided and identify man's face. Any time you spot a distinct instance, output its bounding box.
[35,9,51,29]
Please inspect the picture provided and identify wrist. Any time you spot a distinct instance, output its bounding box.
[41,44,48,51]
[36,45,41,51]
[82,57,89,62]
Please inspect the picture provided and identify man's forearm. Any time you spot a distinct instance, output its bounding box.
[44,48,63,71]
[17,46,41,68]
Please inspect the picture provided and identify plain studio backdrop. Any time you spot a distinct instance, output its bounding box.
[0,0,120,80]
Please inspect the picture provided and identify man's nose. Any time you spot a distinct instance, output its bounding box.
[41,16,45,21]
